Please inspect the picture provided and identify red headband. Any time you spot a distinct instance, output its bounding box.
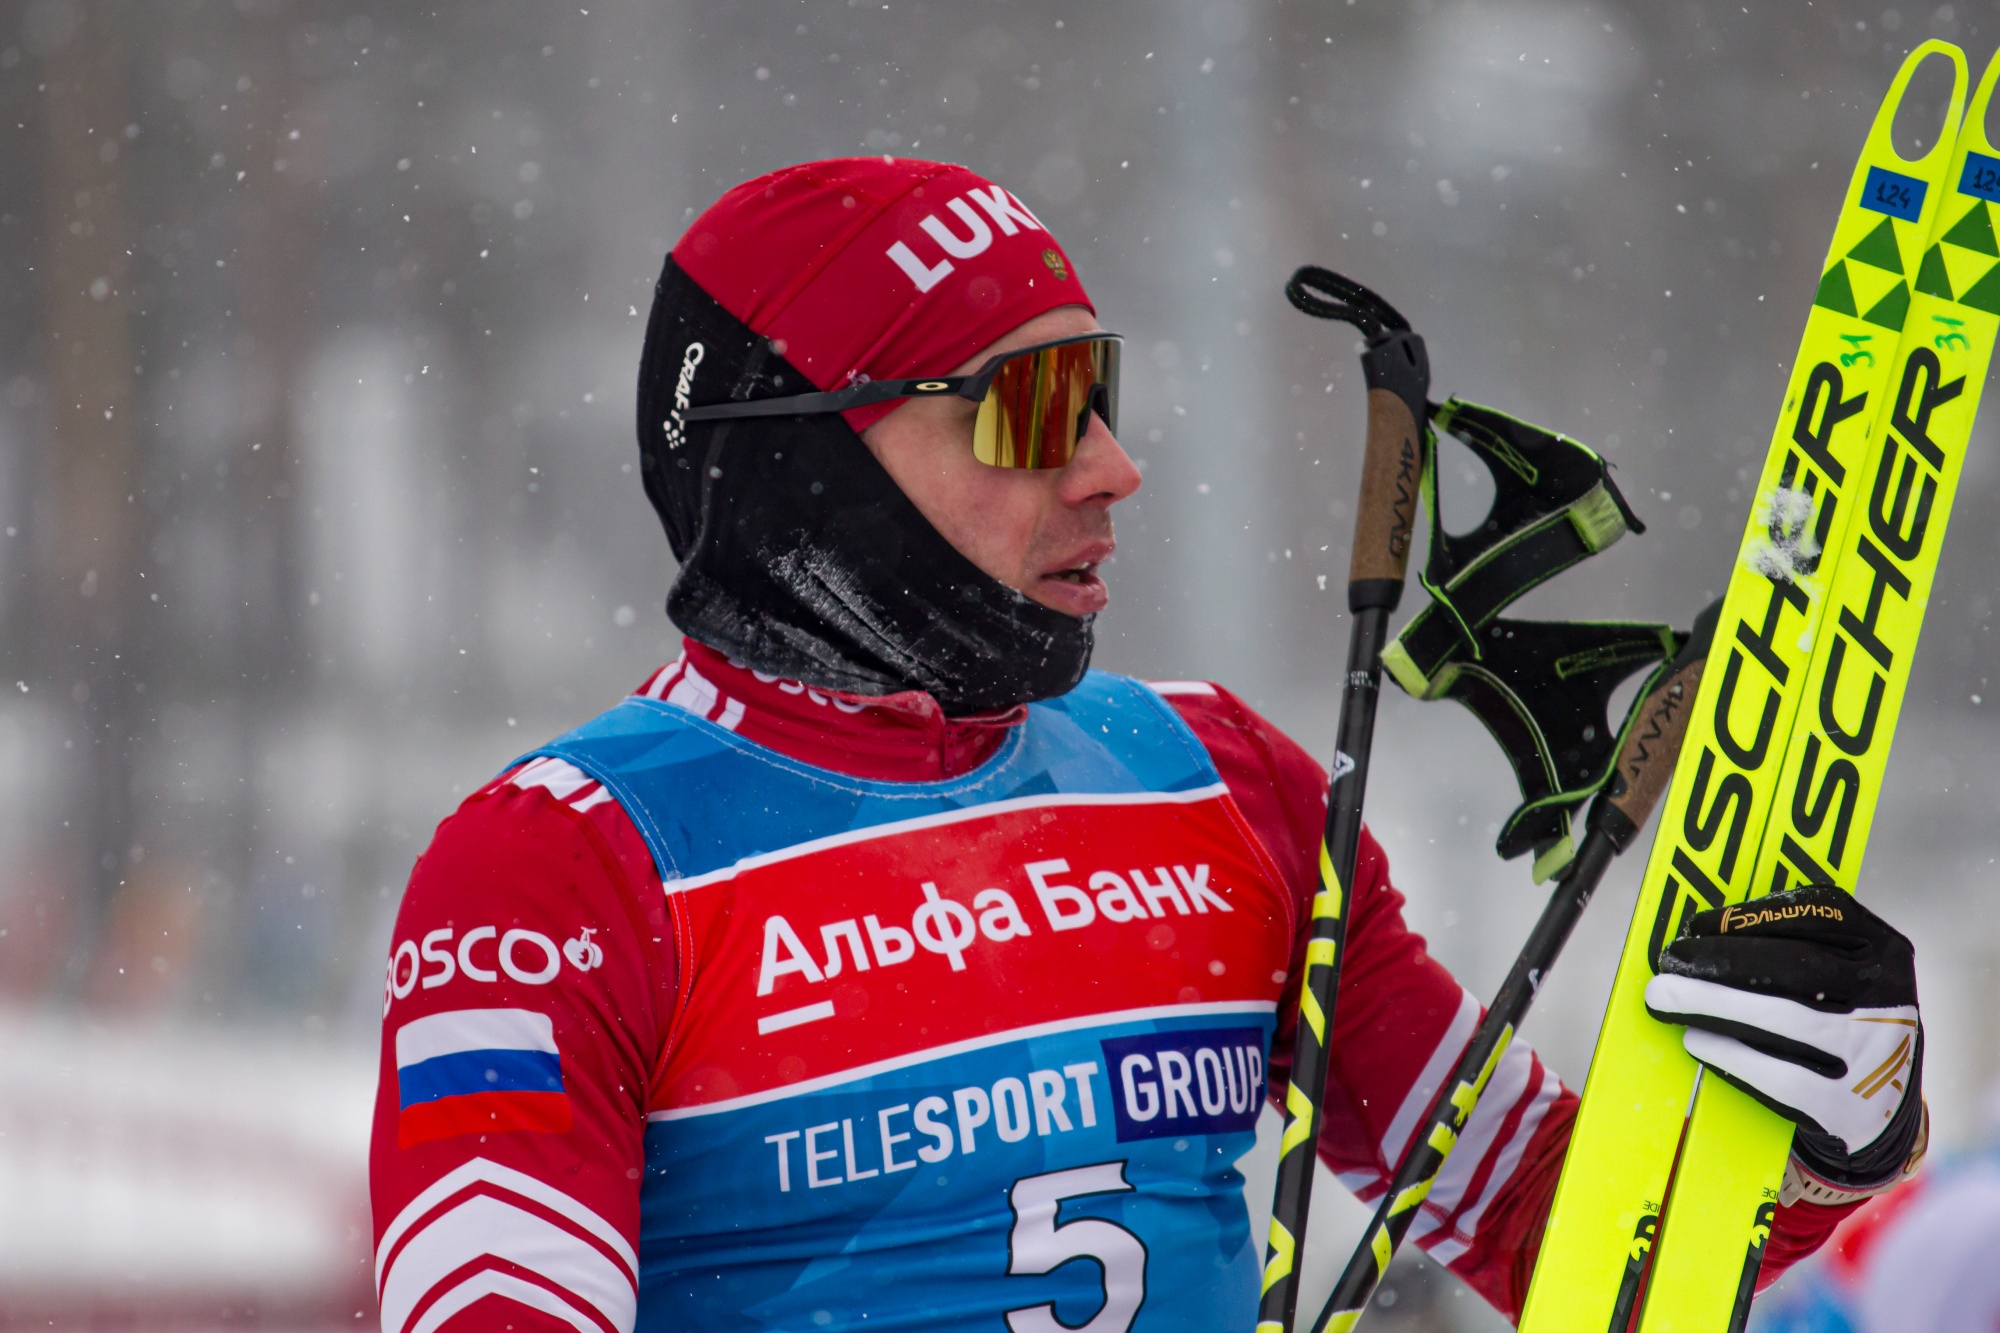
[672,156,1093,432]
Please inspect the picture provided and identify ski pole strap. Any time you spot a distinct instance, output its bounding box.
[1307,600,1717,1333]
[1429,618,1683,881]
[1383,398,1645,696]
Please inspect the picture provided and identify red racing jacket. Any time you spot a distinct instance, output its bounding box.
[368,641,1851,1332]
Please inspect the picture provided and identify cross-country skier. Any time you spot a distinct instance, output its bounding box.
[367,157,1929,1333]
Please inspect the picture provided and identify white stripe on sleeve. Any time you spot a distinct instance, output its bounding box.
[1378,989,1479,1169]
[379,1194,636,1333]
[407,1270,607,1333]
[1430,1062,1561,1264]
[395,1008,558,1068]
[641,656,685,701]
[513,756,595,802]
[1146,680,1218,697]
[376,1158,637,1292]
[1404,1034,1535,1247]
[664,660,719,718]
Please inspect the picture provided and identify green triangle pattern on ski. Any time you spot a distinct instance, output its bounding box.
[1916,243,1955,299]
[1943,200,2000,255]
[1957,260,2000,315]
[1814,261,1859,315]
[1845,216,1906,272]
[1861,278,1911,328]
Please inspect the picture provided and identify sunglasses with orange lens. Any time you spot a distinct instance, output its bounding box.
[681,332,1121,471]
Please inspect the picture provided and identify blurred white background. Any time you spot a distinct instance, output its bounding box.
[0,1,1995,1329]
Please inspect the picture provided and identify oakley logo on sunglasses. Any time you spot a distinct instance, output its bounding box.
[661,340,706,451]
[885,186,1048,294]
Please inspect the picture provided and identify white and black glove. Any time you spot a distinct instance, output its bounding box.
[1644,885,1926,1204]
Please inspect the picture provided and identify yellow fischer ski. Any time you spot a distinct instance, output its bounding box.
[1632,46,2000,1333]
[1517,40,1969,1333]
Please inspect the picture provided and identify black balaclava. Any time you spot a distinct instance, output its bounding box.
[635,258,1094,716]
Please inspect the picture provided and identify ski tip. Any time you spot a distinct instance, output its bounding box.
[1962,45,2000,164]
[1865,40,1967,177]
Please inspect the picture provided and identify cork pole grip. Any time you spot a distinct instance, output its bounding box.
[1606,656,1706,831]
[1349,387,1424,587]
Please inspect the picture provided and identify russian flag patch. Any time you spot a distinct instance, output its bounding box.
[395,1008,572,1147]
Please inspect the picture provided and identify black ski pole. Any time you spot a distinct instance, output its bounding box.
[1257,267,1429,1333]
[1307,600,1721,1333]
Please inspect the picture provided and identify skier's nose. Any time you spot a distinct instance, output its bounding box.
[1059,410,1141,507]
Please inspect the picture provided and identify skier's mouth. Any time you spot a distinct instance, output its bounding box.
[1031,543,1114,616]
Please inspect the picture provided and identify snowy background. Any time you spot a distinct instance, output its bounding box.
[0,1,1996,1329]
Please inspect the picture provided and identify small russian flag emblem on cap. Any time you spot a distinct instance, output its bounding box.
[394,1008,571,1147]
